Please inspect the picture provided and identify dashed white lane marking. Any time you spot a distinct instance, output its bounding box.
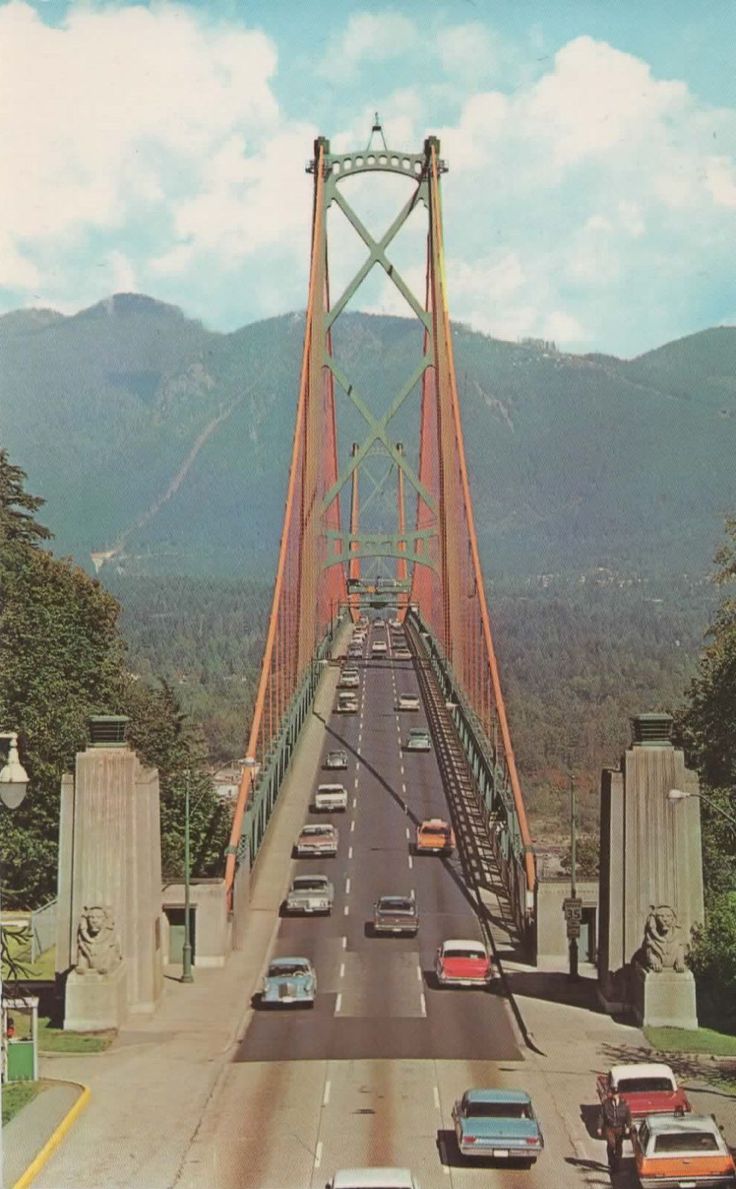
[348,846,353,859]
[315,1141,323,1169]
[401,782,407,794]
[342,935,347,950]
[335,992,342,1014]
[400,764,405,776]
[416,965,423,982]
[350,820,355,833]
[344,905,350,916]
[411,887,415,898]
[345,877,351,894]
[354,776,359,788]
[322,1081,331,1107]
[419,992,427,1016]
[405,827,411,840]
[352,796,357,810]
[433,1086,441,1110]
[408,855,413,870]
[355,761,360,772]
[339,962,345,979]
[358,732,362,744]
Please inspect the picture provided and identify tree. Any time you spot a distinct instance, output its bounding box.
[0,449,51,544]
[560,834,600,878]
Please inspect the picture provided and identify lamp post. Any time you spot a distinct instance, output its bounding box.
[667,788,736,834]
[181,769,193,984]
[568,771,579,981]
[0,731,30,1189]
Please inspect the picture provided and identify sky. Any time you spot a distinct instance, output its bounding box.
[1,0,735,356]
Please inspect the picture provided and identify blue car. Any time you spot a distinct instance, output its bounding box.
[261,957,317,1007]
[452,1089,543,1166]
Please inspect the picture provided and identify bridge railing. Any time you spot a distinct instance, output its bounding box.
[407,608,536,931]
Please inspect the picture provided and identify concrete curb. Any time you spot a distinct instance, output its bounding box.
[12,1082,90,1189]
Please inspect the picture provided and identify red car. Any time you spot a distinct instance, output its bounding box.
[596,1063,691,1119]
[435,939,493,987]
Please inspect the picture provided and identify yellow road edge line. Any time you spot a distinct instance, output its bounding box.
[13,1083,91,1189]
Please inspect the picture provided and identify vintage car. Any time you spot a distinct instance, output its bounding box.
[348,644,363,658]
[371,640,388,655]
[436,939,493,987]
[324,749,348,770]
[631,1112,736,1188]
[338,671,360,689]
[394,646,412,660]
[405,727,431,752]
[397,693,420,711]
[415,818,455,855]
[261,956,316,1006]
[597,1063,692,1119]
[295,823,339,857]
[373,617,386,627]
[452,1088,544,1165]
[284,874,334,915]
[337,693,359,713]
[313,783,348,812]
[372,894,419,936]
[329,1171,419,1189]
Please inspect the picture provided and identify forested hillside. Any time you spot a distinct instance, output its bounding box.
[1,296,734,578]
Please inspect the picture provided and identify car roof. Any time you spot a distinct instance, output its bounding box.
[441,938,486,950]
[609,1063,675,1083]
[293,873,329,881]
[331,1171,415,1189]
[463,1088,532,1103]
[644,1114,719,1135]
[269,956,311,966]
[420,818,449,827]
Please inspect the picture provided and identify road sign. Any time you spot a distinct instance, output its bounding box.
[566,922,581,939]
[563,897,583,924]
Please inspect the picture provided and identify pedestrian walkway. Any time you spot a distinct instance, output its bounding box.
[3,1080,83,1188]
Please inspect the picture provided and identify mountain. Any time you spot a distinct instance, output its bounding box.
[1,294,734,577]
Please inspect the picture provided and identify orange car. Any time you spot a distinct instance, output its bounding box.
[415,818,455,855]
[632,1113,736,1188]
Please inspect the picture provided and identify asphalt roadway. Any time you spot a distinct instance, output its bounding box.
[207,624,583,1188]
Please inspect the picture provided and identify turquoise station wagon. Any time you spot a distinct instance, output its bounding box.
[452,1088,544,1165]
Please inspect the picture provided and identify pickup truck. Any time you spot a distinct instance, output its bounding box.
[596,1063,691,1119]
[285,874,334,915]
[313,783,348,812]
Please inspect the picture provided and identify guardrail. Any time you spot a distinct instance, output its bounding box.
[406,609,535,942]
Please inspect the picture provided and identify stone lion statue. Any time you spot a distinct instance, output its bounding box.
[640,905,687,973]
[75,905,122,976]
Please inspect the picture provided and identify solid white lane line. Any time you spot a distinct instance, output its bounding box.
[322,1081,331,1107]
[420,992,427,1016]
[339,962,345,978]
[434,1086,441,1110]
[348,846,353,860]
[315,1141,323,1169]
[335,992,342,1014]
[345,877,351,894]
[350,820,355,833]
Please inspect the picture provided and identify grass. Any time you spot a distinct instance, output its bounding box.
[1,929,56,981]
[37,1017,114,1053]
[645,1026,736,1057]
[2,1081,42,1126]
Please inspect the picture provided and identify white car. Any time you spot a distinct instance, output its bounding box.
[285,874,334,914]
[329,1171,420,1189]
[405,727,431,751]
[397,694,420,711]
[337,694,359,713]
[338,672,360,689]
[313,783,348,812]
[394,647,412,661]
[371,640,388,655]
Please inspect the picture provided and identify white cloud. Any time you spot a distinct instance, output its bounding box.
[543,311,586,343]
[108,250,137,293]
[438,23,499,84]
[320,11,415,81]
[705,155,736,208]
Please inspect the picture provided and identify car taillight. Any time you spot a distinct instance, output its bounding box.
[464,1136,476,1144]
[524,1137,539,1145]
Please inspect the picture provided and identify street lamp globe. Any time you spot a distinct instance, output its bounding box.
[0,733,29,810]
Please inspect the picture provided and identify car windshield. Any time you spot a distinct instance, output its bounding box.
[293,878,327,890]
[268,963,308,977]
[465,1102,531,1119]
[302,826,333,836]
[378,898,414,912]
[618,1077,674,1093]
[409,729,428,737]
[654,1132,718,1153]
[327,753,345,762]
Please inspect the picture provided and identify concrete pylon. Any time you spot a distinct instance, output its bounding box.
[56,716,164,1028]
[598,713,704,1026]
